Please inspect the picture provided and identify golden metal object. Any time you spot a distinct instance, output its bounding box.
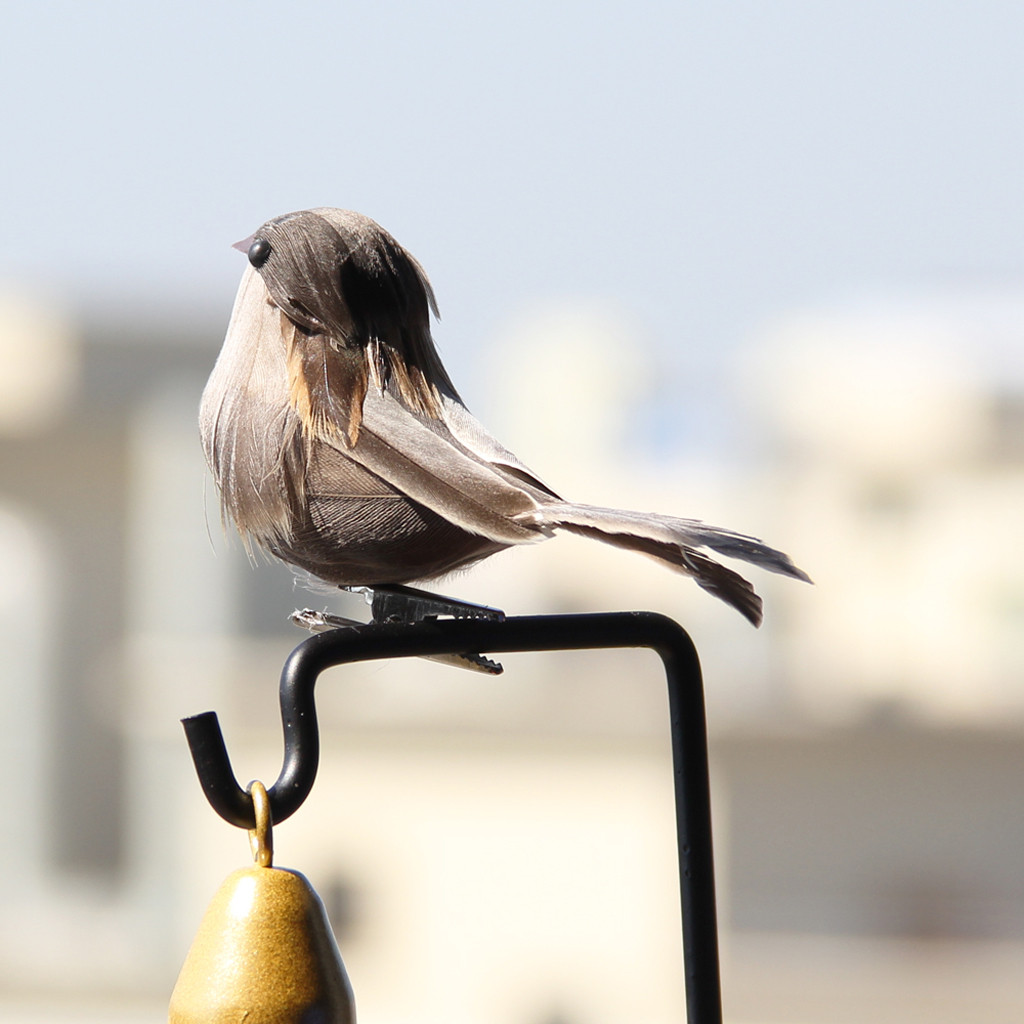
[169,782,355,1023]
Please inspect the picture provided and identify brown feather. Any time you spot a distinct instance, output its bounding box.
[283,316,369,446]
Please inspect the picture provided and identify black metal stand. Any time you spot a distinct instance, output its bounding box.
[182,611,723,1024]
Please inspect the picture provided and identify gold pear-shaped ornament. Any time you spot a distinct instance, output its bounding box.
[169,782,355,1023]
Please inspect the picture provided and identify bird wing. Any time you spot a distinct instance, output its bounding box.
[439,395,562,497]
[331,385,548,546]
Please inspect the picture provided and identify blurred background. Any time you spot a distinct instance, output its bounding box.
[2,2,1024,1022]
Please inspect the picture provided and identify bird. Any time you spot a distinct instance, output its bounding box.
[200,208,809,627]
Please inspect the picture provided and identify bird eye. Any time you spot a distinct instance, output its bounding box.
[247,238,272,268]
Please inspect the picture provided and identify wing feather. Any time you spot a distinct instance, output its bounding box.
[333,387,543,545]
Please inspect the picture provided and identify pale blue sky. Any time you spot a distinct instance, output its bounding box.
[3,2,1023,423]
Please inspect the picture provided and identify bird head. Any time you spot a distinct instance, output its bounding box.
[234,208,456,443]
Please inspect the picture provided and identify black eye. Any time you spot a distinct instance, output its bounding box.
[247,238,272,268]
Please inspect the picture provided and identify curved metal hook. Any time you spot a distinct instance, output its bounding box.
[181,611,698,828]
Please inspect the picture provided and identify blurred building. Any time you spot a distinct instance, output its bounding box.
[743,294,1024,725]
[0,289,1023,1024]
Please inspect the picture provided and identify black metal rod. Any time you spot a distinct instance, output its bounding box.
[181,611,721,1023]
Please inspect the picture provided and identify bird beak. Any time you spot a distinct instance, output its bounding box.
[232,233,256,254]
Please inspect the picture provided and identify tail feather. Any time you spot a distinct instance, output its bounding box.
[522,501,811,626]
